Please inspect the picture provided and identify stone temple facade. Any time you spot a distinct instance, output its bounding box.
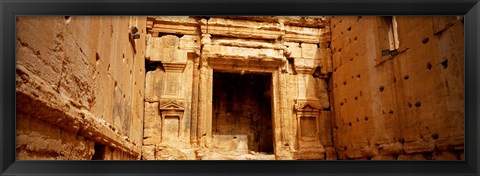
[16,16,464,160]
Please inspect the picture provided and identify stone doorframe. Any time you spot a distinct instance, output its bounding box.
[194,34,286,157]
[145,16,332,160]
[192,33,328,159]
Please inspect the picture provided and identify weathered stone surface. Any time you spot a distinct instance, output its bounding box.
[285,25,321,43]
[284,42,302,58]
[379,142,404,155]
[16,16,146,160]
[330,16,464,160]
[206,45,285,60]
[147,16,199,35]
[204,18,283,40]
[325,147,337,160]
[220,16,330,28]
[16,16,463,161]
[145,68,163,102]
[16,113,95,160]
[141,146,155,160]
[211,38,283,50]
[318,48,333,75]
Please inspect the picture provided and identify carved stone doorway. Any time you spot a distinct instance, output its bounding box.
[211,71,274,154]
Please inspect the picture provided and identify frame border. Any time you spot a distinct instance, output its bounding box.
[1,0,479,175]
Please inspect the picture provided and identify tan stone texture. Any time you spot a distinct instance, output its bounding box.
[16,16,146,160]
[16,16,463,160]
[330,16,464,160]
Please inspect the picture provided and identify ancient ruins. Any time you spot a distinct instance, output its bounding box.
[16,16,465,160]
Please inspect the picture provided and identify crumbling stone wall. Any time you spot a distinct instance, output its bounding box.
[330,16,464,160]
[16,16,147,160]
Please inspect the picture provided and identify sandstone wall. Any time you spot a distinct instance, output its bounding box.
[16,16,146,160]
[16,16,463,161]
[330,16,464,160]
[142,16,333,160]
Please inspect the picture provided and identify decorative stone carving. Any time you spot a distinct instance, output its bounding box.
[159,98,186,141]
[293,99,325,159]
[145,16,334,160]
[294,99,322,143]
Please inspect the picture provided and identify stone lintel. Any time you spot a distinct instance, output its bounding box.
[207,58,285,73]
[147,16,199,35]
[217,16,331,28]
[203,18,283,40]
[203,45,285,60]
[211,38,283,50]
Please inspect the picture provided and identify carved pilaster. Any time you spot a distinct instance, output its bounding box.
[148,34,190,143]
[197,59,213,148]
[293,99,325,160]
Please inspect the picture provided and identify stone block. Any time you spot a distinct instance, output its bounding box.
[301,43,318,59]
[284,42,301,58]
[141,146,156,160]
[145,69,162,102]
[285,25,321,43]
[403,140,435,154]
[148,16,199,35]
[206,18,283,40]
[325,147,337,160]
[179,35,200,51]
[397,153,427,160]
[205,45,284,60]
[144,102,160,129]
[318,48,333,74]
[379,142,404,155]
[16,114,95,160]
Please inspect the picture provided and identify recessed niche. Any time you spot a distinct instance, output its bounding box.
[212,71,273,153]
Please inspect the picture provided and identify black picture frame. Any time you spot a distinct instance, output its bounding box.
[1,0,479,175]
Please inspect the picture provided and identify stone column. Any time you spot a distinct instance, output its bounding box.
[291,43,325,160]
[190,55,200,145]
[197,33,213,148]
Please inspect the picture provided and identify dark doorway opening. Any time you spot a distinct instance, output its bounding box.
[212,71,273,153]
[91,143,109,160]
